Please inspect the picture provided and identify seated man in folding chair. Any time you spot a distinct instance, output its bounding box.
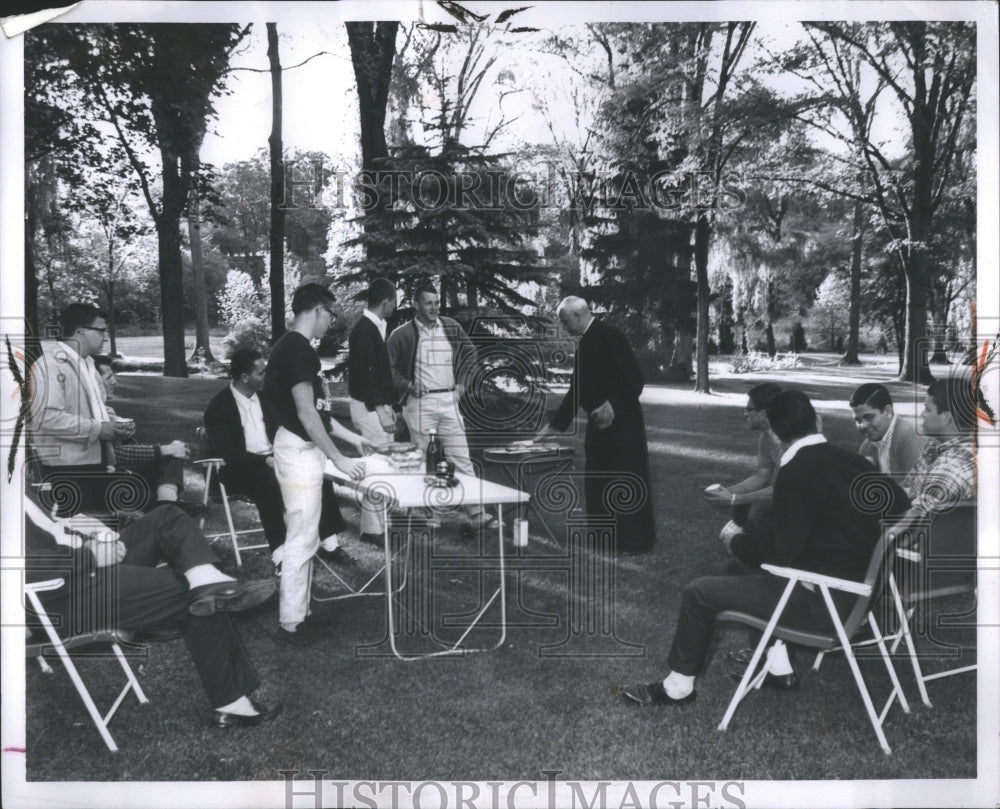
[24,497,281,728]
[93,354,205,518]
[890,377,977,529]
[619,390,909,707]
[203,348,354,575]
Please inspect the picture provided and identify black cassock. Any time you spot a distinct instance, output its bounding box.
[550,319,655,553]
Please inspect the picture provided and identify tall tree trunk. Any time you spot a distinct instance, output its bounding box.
[843,198,864,364]
[158,148,188,378]
[187,153,215,363]
[24,191,40,358]
[102,273,119,358]
[346,22,399,263]
[693,213,711,393]
[927,281,952,364]
[267,22,286,343]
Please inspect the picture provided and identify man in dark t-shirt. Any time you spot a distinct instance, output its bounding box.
[261,283,369,646]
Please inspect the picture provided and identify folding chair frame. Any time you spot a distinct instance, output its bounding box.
[25,578,149,752]
[194,456,269,569]
[718,558,910,755]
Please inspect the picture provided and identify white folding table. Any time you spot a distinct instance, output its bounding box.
[324,462,528,660]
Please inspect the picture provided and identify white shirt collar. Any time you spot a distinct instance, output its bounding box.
[871,414,898,446]
[779,433,827,466]
[230,382,257,402]
[363,309,387,340]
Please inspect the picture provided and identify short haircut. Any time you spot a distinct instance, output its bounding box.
[764,389,818,443]
[849,382,893,410]
[367,278,396,308]
[291,283,336,315]
[229,348,262,380]
[927,378,976,433]
[60,303,106,338]
[747,382,782,411]
[92,354,113,374]
[413,283,438,302]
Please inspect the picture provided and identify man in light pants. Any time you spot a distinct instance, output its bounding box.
[261,283,369,646]
[347,278,398,544]
[386,283,493,526]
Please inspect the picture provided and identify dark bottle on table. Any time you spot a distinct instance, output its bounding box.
[426,429,444,473]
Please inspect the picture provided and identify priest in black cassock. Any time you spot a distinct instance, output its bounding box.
[536,296,656,554]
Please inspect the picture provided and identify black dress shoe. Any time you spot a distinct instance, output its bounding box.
[214,698,283,728]
[728,671,801,691]
[617,681,696,706]
[188,579,276,616]
[359,532,384,547]
[315,546,355,565]
[727,647,755,665]
[273,625,322,647]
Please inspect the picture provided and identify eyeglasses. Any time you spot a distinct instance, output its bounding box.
[80,326,108,335]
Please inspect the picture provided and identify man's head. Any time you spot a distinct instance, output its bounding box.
[413,284,440,326]
[367,278,397,318]
[556,296,593,337]
[92,354,117,399]
[922,378,976,437]
[60,303,108,358]
[745,383,782,431]
[764,389,818,444]
[230,348,266,393]
[849,383,895,442]
[290,283,337,337]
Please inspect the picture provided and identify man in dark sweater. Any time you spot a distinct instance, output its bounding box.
[620,389,907,706]
[347,278,398,541]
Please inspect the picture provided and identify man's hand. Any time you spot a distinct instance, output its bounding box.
[704,486,734,506]
[161,440,190,459]
[409,381,427,399]
[589,400,615,430]
[376,405,396,432]
[353,436,376,456]
[265,456,275,469]
[85,537,126,568]
[453,383,465,403]
[335,457,367,481]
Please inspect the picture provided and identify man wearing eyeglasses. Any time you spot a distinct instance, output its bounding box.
[29,303,135,514]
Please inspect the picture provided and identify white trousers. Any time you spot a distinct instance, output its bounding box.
[402,392,484,517]
[349,398,391,534]
[272,426,325,627]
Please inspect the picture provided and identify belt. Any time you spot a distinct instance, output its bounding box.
[424,387,455,394]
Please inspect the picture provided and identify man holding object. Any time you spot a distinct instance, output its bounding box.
[536,296,655,554]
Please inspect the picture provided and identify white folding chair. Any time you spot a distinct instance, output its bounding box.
[25,578,149,752]
[887,500,977,707]
[717,528,910,754]
[193,427,268,569]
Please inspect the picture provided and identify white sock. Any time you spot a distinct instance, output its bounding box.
[157,484,179,502]
[184,564,235,589]
[216,695,257,716]
[320,534,340,552]
[662,671,695,699]
[280,621,301,633]
[766,641,794,675]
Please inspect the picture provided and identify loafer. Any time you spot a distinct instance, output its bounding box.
[273,625,322,647]
[188,579,276,616]
[315,546,355,566]
[617,681,696,706]
[728,671,801,691]
[214,698,283,728]
[134,627,183,643]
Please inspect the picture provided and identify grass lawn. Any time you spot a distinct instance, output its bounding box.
[21,353,978,784]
